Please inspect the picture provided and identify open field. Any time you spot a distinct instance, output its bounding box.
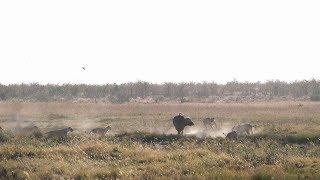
[1,101,320,179]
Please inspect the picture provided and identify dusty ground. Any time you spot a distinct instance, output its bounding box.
[0,101,320,179]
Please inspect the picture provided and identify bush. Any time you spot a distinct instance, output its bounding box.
[0,132,11,142]
[0,166,31,180]
[310,94,320,101]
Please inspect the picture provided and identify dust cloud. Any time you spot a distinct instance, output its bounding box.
[0,103,259,138]
[184,125,233,138]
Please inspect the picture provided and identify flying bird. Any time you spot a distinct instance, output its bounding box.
[82,67,86,70]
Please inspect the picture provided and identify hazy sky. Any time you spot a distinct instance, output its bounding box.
[0,0,319,84]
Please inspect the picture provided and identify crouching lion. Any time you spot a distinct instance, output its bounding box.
[232,123,254,135]
[45,127,73,139]
[90,126,111,135]
[225,131,238,140]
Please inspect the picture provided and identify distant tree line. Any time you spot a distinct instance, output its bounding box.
[0,80,320,103]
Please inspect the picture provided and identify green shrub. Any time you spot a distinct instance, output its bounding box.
[0,132,11,142]
[310,94,320,101]
[0,166,30,180]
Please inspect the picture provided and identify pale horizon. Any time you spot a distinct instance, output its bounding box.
[1,0,319,85]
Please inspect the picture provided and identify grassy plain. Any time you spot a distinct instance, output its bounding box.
[0,101,320,179]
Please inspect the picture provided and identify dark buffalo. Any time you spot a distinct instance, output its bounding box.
[172,113,194,135]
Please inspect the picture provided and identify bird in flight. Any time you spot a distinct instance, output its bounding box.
[82,66,86,70]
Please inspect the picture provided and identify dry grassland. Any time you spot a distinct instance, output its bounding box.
[0,101,320,179]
